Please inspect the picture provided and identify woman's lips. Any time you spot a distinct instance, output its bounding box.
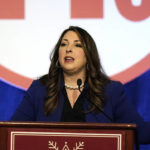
[64,56,74,63]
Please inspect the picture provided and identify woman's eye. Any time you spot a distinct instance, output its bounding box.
[75,44,82,48]
[60,43,66,47]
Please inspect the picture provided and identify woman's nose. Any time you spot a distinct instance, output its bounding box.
[66,49,72,53]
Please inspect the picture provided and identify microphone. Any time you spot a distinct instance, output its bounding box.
[88,99,113,122]
[77,78,113,122]
[77,78,82,92]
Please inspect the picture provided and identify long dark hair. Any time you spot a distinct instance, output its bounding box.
[40,26,110,115]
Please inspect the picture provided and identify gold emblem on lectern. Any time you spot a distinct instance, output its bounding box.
[48,141,84,150]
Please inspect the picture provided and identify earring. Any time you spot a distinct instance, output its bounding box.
[86,63,89,71]
[56,60,61,68]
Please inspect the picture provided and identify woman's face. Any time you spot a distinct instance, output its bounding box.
[58,31,87,75]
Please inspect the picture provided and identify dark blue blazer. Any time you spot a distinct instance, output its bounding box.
[10,78,150,144]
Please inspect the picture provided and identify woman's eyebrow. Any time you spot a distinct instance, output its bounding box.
[62,39,81,42]
[74,40,81,42]
[62,39,68,41]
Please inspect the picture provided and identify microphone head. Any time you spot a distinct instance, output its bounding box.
[77,79,82,86]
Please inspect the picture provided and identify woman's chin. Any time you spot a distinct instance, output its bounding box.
[63,67,86,76]
[63,68,77,75]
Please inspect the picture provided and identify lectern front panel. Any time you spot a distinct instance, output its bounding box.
[8,128,125,150]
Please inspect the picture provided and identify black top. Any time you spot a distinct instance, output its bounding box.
[61,86,86,122]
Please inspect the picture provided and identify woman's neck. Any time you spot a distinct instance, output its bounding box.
[63,72,86,86]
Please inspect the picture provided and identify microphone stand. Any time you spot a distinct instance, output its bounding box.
[77,79,113,122]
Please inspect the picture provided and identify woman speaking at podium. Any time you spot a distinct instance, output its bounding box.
[10,26,150,144]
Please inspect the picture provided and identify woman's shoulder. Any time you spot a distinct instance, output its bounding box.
[104,80,125,98]
[27,74,48,94]
[105,80,123,90]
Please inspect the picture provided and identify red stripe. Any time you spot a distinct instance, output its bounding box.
[111,54,150,83]
[0,65,33,89]
[1,54,149,89]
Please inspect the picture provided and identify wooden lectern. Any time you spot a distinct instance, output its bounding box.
[0,122,136,150]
